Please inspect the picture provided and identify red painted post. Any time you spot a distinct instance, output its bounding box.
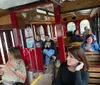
[53,4,66,63]
[10,11,22,47]
[74,20,80,34]
[62,21,67,37]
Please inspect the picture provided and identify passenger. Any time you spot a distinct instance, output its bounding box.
[70,29,83,42]
[34,35,43,48]
[83,26,89,36]
[0,47,26,85]
[54,47,89,85]
[81,34,99,52]
[42,35,56,68]
[83,29,97,41]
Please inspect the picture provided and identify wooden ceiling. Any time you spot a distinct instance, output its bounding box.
[0,0,100,27]
[61,0,100,13]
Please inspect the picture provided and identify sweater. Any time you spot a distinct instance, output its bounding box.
[2,59,26,83]
[54,62,89,85]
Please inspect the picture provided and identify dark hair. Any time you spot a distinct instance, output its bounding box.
[9,47,21,59]
[74,29,77,35]
[68,47,89,71]
[84,26,88,30]
[25,24,31,28]
[86,34,94,43]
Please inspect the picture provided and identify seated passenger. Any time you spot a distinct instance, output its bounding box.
[34,35,43,48]
[83,26,89,36]
[70,29,83,42]
[54,47,89,85]
[83,29,97,41]
[81,34,99,52]
[0,47,26,85]
[42,35,56,68]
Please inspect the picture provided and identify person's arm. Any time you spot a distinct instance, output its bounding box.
[79,36,83,42]
[75,62,89,85]
[75,71,89,85]
[80,43,84,48]
[54,64,62,85]
[15,60,26,81]
[93,42,99,52]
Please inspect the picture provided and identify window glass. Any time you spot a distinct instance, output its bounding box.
[67,22,76,32]
[0,36,6,64]
[25,26,34,48]
[39,25,45,41]
[10,31,15,47]
[80,19,90,34]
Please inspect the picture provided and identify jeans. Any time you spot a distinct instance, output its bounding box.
[43,49,55,65]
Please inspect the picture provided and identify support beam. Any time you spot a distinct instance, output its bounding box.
[54,4,66,63]
[11,1,51,11]
[10,11,22,47]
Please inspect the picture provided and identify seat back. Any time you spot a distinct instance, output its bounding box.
[85,52,100,65]
[88,67,100,85]
[85,52,100,85]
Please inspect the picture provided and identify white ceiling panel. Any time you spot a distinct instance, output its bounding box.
[0,0,39,9]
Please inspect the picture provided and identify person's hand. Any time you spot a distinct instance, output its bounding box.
[45,44,48,48]
[75,62,84,71]
[47,43,51,47]
[88,48,94,52]
[85,47,89,50]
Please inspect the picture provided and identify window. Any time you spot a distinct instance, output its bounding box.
[39,25,45,41]
[3,32,8,53]
[36,9,46,14]
[47,25,52,38]
[80,19,90,34]
[25,26,34,48]
[48,12,54,16]
[0,36,6,64]
[67,22,76,32]
[20,30,24,48]
[10,31,15,47]
[54,25,57,37]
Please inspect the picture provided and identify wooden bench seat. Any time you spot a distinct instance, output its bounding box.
[71,42,82,47]
[85,52,100,85]
[85,52,100,65]
[89,67,100,85]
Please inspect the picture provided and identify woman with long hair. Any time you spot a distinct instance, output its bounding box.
[54,47,89,85]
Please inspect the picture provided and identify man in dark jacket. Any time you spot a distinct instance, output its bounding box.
[42,35,56,68]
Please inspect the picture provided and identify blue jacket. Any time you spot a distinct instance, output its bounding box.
[80,42,99,52]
